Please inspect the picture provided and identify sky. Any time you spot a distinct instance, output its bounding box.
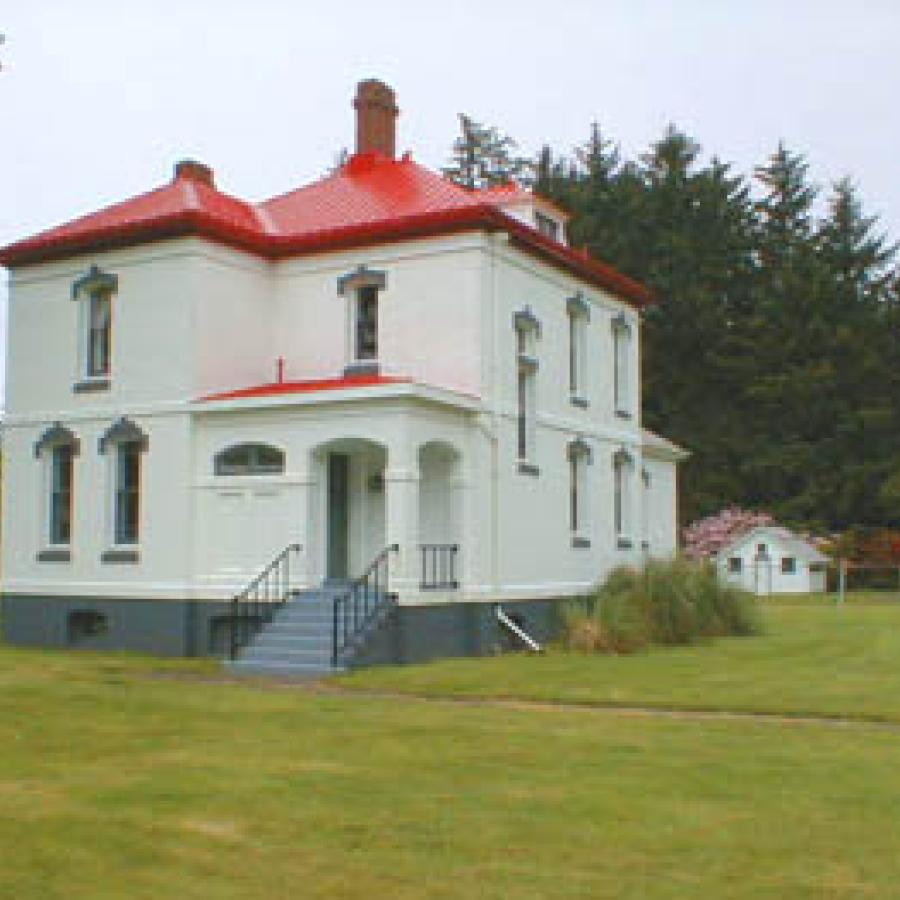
[1,0,898,407]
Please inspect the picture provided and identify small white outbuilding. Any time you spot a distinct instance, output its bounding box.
[717,525,829,595]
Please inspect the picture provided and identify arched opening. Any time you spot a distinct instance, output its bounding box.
[310,438,387,583]
[418,441,462,590]
[214,443,285,476]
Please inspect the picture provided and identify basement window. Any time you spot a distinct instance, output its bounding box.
[68,610,108,643]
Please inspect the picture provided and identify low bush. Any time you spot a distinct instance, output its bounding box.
[564,557,761,654]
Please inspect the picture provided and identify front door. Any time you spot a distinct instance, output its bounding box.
[327,453,350,581]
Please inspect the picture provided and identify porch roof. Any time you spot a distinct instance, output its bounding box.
[195,373,482,413]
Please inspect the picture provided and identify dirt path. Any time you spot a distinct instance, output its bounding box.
[156,670,900,731]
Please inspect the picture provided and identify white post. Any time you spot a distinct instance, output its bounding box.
[384,439,420,603]
[838,559,846,604]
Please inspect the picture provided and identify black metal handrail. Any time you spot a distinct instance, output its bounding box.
[420,543,459,590]
[332,543,399,668]
[228,542,302,660]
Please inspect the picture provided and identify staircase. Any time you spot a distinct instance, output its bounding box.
[226,585,348,677]
[225,544,399,678]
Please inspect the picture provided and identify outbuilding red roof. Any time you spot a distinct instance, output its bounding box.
[0,152,654,306]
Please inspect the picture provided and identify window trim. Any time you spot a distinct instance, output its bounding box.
[338,265,387,375]
[72,265,117,388]
[514,307,541,471]
[567,438,592,545]
[34,423,79,561]
[613,447,635,548]
[98,418,148,557]
[566,293,590,405]
[612,313,632,417]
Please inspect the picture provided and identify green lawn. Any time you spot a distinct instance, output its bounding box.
[341,600,900,722]
[2,605,900,897]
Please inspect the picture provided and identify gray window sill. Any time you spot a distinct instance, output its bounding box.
[37,549,71,563]
[570,395,589,409]
[617,537,633,550]
[517,461,540,477]
[101,549,140,564]
[572,536,591,549]
[73,378,110,394]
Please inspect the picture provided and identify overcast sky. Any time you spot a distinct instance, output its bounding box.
[2,0,898,407]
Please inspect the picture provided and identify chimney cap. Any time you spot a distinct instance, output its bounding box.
[174,159,215,187]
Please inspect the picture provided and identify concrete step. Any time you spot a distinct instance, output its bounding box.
[227,660,338,678]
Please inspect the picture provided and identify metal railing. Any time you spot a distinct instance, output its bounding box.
[420,543,459,590]
[228,543,302,660]
[332,544,399,668]
[495,605,543,653]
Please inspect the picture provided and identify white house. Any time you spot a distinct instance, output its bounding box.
[717,526,829,595]
[0,80,687,671]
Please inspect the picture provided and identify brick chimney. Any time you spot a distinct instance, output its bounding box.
[354,79,398,158]
[174,159,215,188]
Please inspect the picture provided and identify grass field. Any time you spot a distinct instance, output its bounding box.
[341,597,900,722]
[2,601,900,897]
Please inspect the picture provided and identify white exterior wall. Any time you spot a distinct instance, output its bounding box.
[476,236,645,600]
[642,455,679,557]
[2,227,682,609]
[271,235,484,395]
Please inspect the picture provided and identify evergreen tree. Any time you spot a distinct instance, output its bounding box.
[442,114,532,189]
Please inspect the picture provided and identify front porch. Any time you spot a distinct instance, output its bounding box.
[303,436,466,602]
[194,382,479,606]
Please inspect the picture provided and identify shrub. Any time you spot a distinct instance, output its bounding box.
[564,557,760,654]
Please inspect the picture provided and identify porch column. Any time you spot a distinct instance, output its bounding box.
[384,442,420,603]
[294,464,318,590]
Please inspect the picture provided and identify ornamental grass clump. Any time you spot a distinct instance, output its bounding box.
[564,557,760,654]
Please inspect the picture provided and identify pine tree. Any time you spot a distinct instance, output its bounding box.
[442,114,532,189]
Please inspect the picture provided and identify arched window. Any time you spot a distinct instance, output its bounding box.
[214,443,285,476]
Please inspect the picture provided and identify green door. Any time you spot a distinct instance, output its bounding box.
[327,453,350,581]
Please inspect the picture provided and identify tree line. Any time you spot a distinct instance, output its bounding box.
[444,116,900,529]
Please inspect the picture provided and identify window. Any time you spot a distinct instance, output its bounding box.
[568,439,592,546]
[98,418,148,558]
[87,289,111,377]
[68,610,108,643]
[756,543,769,558]
[115,442,141,545]
[34,423,80,560]
[781,556,796,574]
[71,266,117,389]
[535,211,560,242]
[612,314,632,416]
[337,265,387,374]
[50,445,74,545]
[566,293,590,405]
[729,557,743,573]
[214,443,285,476]
[613,448,634,547]
[513,308,540,472]
[355,284,379,361]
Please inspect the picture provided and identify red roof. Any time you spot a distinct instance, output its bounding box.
[0,152,653,306]
[199,372,411,403]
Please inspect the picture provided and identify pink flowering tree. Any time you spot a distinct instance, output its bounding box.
[683,507,775,560]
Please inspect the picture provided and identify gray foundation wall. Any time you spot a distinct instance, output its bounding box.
[1,594,567,665]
